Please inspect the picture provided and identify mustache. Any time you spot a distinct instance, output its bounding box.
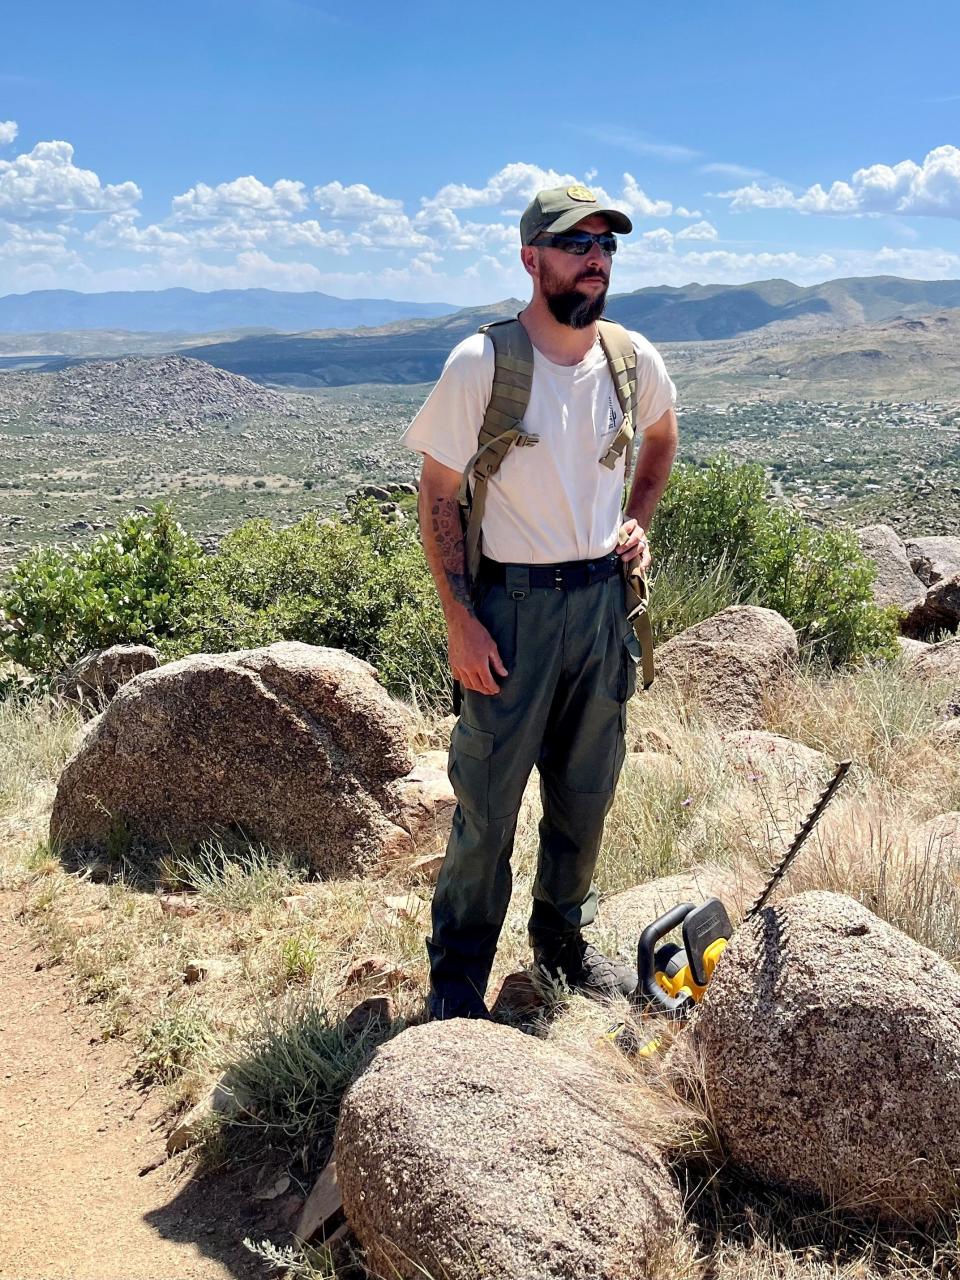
[577,270,608,284]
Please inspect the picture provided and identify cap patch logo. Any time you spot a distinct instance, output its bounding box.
[566,185,596,202]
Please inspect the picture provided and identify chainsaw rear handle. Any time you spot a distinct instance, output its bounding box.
[637,902,697,1020]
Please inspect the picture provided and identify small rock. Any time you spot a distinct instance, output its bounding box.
[296,1157,343,1242]
[341,954,411,991]
[382,893,428,927]
[489,971,545,1020]
[252,1170,291,1202]
[158,893,198,919]
[183,958,231,984]
[166,1076,246,1155]
[343,996,395,1038]
[410,853,445,884]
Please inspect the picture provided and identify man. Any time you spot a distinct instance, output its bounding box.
[402,184,679,1020]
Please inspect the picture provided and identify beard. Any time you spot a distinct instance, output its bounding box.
[539,257,609,328]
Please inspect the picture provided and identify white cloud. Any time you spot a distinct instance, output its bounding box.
[721,145,960,219]
[352,211,432,251]
[86,209,351,257]
[171,175,309,221]
[313,180,403,219]
[700,161,765,179]
[574,127,700,163]
[616,172,673,218]
[84,211,191,252]
[0,120,17,147]
[421,162,576,212]
[413,205,516,254]
[676,220,719,241]
[0,218,74,260]
[0,139,140,219]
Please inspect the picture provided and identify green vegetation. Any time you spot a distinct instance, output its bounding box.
[0,505,201,674]
[166,838,308,912]
[172,498,449,703]
[649,455,901,664]
[0,461,902,705]
[137,1006,217,1085]
[227,996,393,1143]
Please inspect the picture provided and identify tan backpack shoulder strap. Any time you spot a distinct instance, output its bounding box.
[598,321,655,686]
[596,320,638,473]
[458,319,539,584]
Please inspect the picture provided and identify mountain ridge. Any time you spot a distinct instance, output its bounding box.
[173,276,960,388]
[0,287,457,334]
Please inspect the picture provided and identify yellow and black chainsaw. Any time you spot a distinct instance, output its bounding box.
[607,758,851,1053]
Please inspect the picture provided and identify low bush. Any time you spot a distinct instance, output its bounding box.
[649,455,900,664]
[173,500,449,703]
[0,504,201,677]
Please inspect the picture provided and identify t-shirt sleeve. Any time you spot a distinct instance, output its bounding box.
[630,332,677,431]
[400,333,495,473]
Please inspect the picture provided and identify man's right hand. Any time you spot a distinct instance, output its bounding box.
[448,611,508,695]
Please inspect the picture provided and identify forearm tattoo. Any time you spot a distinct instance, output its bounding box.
[431,497,474,613]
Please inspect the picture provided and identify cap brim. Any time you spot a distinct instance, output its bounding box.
[547,206,633,236]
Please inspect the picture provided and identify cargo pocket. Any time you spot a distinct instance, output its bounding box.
[447,720,494,821]
[618,631,642,703]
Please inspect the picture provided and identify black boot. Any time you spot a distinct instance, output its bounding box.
[532,933,638,1002]
[426,983,492,1022]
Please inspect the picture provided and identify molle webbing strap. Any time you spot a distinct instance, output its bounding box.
[624,564,656,689]
[596,320,638,473]
[459,319,538,583]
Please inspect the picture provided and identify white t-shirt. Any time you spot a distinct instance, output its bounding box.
[401,326,676,564]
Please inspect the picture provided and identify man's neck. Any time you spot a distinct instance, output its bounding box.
[517,297,598,366]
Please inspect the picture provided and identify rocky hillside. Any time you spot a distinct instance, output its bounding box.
[0,354,299,432]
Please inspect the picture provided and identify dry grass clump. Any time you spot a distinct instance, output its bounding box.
[0,695,79,885]
[764,658,960,812]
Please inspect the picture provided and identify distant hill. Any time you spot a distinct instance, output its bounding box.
[0,353,297,432]
[179,299,526,386]
[606,275,960,340]
[174,276,960,388]
[0,288,457,335]
[670,309,960,402]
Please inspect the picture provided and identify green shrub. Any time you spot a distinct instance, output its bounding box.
[174,501,449,703]
[649,455,900,664]
[0,504,202,677]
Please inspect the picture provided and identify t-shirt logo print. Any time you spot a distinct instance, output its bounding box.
[607,396,619,433]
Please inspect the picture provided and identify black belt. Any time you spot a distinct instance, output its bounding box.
[478,552,621,591]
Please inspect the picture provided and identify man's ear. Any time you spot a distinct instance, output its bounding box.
[520,246,538,281]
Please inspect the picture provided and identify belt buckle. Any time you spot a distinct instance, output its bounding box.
[554,568,564,591]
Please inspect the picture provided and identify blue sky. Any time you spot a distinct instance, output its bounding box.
[3,0,960,302]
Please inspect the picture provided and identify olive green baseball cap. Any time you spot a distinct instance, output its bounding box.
[519,184,633,245]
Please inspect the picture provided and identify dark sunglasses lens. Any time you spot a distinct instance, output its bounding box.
[563,233,617,255]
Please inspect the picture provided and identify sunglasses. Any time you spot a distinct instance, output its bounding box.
[533,231,618,256]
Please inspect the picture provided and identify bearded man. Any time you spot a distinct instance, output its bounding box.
[402,184,679,1020]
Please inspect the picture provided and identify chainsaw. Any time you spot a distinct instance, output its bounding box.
[606,758,851,1054]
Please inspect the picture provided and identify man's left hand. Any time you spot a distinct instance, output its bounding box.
[616,519,652,572]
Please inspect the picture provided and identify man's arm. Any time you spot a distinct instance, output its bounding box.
[418,454,508,695]
[616,407,679,570]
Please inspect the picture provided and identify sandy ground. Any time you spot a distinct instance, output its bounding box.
[0,894,264,1280]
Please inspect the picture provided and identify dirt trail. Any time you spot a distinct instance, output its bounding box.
[0,895,262,1280]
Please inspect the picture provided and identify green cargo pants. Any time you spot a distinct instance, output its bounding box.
[427,562,641,999]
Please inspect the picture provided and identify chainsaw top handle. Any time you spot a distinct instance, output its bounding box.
[637,902,697,1020]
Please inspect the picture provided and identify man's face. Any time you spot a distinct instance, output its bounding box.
[533,213,613,329]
